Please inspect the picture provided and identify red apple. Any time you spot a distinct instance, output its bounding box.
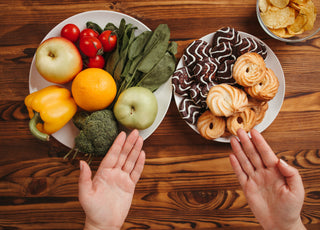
[35,37,82,84]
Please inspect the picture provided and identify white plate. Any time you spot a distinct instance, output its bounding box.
[29,10,172,148]
[174,31,285,143]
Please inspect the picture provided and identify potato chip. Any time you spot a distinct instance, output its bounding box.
[269,28,295,37]
[287,13,307,34]
[261,6,296,29]
[291,0,308,4]
[299,0,317,30]
[270,0,290,8]
[259,0,270,12]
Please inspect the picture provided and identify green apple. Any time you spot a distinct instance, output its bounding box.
[35,37,82,84]
[113,87,158,130]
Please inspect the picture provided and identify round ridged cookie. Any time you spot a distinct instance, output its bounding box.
[233,52,266,87]
[206,84,248,117]
[226,107,257,135]
[172,66,194,97]
[197,110,226,140]
[245,98,269,125]
[245,68,279,101]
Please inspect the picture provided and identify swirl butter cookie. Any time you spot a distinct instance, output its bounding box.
[233,52,266,87]
[245,68,279,101]
[197,110,226,140]
[206,84,248,117]
[226,107,257,135]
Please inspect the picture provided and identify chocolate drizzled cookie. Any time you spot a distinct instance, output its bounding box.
[193,57,219,85]
[234,37,267,59]
[183,40,211,73]
[212,27,241,47]
[172,66,194,97]
[179,97,204,125]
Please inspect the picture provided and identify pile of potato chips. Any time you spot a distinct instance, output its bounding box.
[259,0,317,38]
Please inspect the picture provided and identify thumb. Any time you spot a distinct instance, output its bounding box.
[277,159,304,193]
[79,160,93,200]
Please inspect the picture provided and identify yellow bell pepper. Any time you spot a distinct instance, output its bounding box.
[24,85,77,141]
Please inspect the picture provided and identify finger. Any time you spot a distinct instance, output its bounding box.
[115,129,140,168]
[230,134,255,177]
[229,153,248,187]
[237,129,264,169]
[277,159,304,194]
[130,150,146,184]
[78,160,93,201]
[251,129,278,168]
[122,136,144,173]
[98,131,127,170]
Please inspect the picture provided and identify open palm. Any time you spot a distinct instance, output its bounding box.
[79,130,145,230]
[230,129,305,230]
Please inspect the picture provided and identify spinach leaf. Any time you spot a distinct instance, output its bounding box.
[137,50,177,92]
[86,21,103,34]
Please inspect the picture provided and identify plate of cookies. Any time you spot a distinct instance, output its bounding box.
[172,27,285,142]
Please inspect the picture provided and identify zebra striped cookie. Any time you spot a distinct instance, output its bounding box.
[234,37,268,59]
[179,97,204,125]
[183,40,211,73]
[212,27,241,47]
[172,66,194,97]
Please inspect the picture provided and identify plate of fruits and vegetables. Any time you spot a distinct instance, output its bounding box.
[28,10,176,149]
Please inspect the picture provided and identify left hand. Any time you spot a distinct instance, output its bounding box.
[78,129,145,230]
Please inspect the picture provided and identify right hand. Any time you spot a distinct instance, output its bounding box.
[229,129,306,230]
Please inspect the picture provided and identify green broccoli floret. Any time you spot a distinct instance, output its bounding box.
[73,109,119,156]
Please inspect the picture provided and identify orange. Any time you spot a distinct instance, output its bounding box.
[71,68,117,112]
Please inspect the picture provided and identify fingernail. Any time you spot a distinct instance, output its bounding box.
[280,159,288,167]
[79,160,83,170]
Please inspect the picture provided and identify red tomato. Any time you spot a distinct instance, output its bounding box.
[98,30,117,52]
[80,28,99,39]
[87,55,105,68]
[60,24,80,42]
[79,36,103,57]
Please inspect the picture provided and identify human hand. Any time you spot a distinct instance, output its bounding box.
[229,129,305,230]
[78,129,145,230]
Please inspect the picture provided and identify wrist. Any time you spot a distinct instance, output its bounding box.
[264,218,306,230]
[84,218,121,230]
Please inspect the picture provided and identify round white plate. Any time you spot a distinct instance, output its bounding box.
[29,10,172,148]
[174,31,285,143]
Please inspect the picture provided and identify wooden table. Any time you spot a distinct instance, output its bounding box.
[1,0,320,229]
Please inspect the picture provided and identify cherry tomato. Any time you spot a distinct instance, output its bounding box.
[98,30,117,52]
[87,55,105,69]
[60,24,80,43]
[79,28,99,39]
[79,36,103,57]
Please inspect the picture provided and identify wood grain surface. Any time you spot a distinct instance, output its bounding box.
[1,0,320,229]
